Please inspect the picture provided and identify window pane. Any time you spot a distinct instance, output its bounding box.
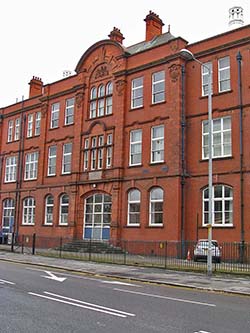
[214,186,222,198]
[151,188,163,200]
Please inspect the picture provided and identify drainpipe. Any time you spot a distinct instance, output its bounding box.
[237,51,244,260]
[181,64,186,257]
[14,98,26,240]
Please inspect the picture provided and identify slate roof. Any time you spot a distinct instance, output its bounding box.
[125,32,176,55]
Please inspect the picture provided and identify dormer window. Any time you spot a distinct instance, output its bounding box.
[89,82,113,119]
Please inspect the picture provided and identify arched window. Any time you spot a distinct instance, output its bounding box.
[203,185,233,226]
[59,194,69,225]
[45,195,54,225]
[90,87,97,118]
[22,197,35,225]
[98,84,105,97]
[127,189,141,225]
[2,198,15,234]
[97,84,105,117]
[149,187,163,226]
[106,81,113,95]
[106,82,113,115]
[89,81,113,119]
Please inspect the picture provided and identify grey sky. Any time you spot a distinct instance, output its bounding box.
[1,0,249,107]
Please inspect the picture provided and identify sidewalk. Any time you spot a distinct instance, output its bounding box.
[1,250,250,296]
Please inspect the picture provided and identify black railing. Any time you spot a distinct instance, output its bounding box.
[2,234,250,275]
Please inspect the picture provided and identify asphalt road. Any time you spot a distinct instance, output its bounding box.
[1,261,250,333]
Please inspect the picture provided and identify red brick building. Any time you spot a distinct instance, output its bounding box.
[1,11,250,244]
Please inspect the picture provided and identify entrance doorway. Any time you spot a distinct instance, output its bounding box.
[83,193,111,240]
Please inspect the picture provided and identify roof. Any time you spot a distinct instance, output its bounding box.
[125,31,176,55]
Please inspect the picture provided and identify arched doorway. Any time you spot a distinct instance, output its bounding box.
[83,193,112,240]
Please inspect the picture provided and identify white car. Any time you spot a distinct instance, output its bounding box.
[194,239,221,263]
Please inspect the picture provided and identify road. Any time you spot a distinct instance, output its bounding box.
[0,261,250,333]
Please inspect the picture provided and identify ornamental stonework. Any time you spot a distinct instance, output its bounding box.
[115,79,126,96]
[41,103,48,117]
[76,92,84,108]
[169,64,181,82]
[94,65,109,79]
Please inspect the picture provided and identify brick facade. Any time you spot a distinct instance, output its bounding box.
[1,12,250,244]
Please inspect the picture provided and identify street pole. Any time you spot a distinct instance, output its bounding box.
[180,48,213,276]
[207,67,213,276]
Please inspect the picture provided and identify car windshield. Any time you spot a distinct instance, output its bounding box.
[198,241,218,247]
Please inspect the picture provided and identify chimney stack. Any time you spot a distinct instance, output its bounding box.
[29,76,43,98]
[109,27,124,44]
[144,11,164,41]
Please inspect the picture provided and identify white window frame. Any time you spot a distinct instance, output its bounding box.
[91,150,97,170]
[14,118,20,141]
[149,187,164,226]
[7,120,14,142]
[97,85,105,117]
[35,112,41,136]
[201,62,213,96]
[83,139,89,171]
[105,82,113,115]
[202,117,232,159]
[84,151,89,171]
[2,199,15,234]
[151,125,164,163]
[44,195,54,225]
[97,148,103,169]
[127,189,141,226]
[48,145,57,176]
[50,102,60,128]
[203,185,233,226]
[59,194,69,225]
[218,56,231,93]
[129,129,142,166]
[62,143,72,174]
[131,77,143,109]
[5,156,17,183]
[65,98,74,125]
[24,152,39,180]
[152,71,165,104]
[22,197,35,225]
[106,133,113,168]
[27,114,33,138]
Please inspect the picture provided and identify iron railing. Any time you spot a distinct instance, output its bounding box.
[2,234,250,275]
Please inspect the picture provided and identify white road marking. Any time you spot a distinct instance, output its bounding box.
[28,291,136,318]
[0,278,15,285]
[41,271,67,282]
[114,288,216,307]
[194,331,212,333]
[101,280,140,287]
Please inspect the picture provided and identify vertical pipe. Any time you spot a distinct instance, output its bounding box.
[181,64,186,258]
[14,97,26,239]
[207,67,213,276]
[237,51,244,261]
